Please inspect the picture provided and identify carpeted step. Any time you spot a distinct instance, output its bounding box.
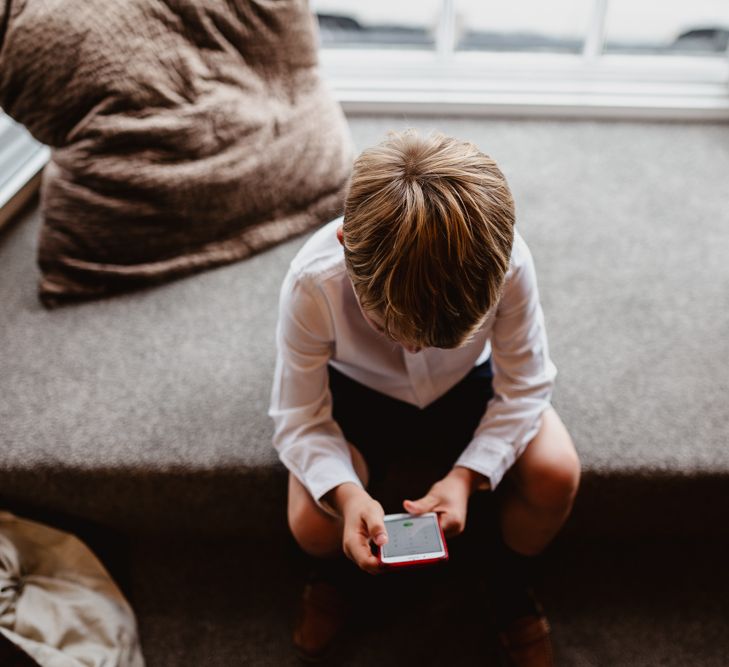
[1,117,728,540]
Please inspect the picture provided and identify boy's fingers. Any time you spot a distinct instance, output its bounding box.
[403,494,438,514]
[438,510,465,537]
[354,537,382,574]
[439,515,456,537]
[361,555,382,575]
[364,511,388,546]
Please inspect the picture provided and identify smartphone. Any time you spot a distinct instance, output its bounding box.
[377,512,448,569]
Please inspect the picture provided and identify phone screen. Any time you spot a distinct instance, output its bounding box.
[381,515,443,558]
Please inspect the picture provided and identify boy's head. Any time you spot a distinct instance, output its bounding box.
[341,129,515,350]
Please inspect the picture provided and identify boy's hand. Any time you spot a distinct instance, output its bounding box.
[332,483,387,575]
[403,467,484,538]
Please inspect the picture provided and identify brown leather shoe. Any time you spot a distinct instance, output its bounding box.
[498,613,554,667]
[292,578,350,662]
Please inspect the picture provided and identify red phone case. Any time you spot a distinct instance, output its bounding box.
[377,514,449,570]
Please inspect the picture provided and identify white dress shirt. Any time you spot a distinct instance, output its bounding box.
[269,217,556,511]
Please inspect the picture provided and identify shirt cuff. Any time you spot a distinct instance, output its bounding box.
[456,406,551,489]
[288,458,365,519]
[454,436,517,491]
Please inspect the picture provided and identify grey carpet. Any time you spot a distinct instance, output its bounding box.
[128,535,729,666]
[1,116,729,538]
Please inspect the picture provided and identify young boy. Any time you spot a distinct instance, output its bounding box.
[269,130,580,665]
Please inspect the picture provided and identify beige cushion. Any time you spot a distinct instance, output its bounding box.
[0,512,144,667]
[0,0,352,306]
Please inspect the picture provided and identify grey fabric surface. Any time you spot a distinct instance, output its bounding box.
[127,536,729,666]
[1,117,728,537]
[0,203,297,536]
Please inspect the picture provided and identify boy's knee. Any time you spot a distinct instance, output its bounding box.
[288,502,342,558]
[529,449,581,511]
[518,411,581,511]
[287,476,342,557]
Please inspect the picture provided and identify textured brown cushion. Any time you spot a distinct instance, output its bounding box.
[0,0,353,307]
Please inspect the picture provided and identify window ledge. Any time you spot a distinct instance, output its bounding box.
[321,48,729,120]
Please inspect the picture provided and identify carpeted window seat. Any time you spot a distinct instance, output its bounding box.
[2,116,728,544]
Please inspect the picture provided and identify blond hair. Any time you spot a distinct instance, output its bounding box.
[342,130,515,349]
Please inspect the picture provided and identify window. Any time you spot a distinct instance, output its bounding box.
[454,0,592,54]
[315,0,440,50]
[604,0,729,55]
[0,114,49,229]
[313,0,729,119]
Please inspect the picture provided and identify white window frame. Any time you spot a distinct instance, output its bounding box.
[319,0,729,120]
[0,115,49,229]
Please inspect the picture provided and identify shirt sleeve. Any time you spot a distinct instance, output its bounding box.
[454,237,557,489]
[268,270,364,515]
